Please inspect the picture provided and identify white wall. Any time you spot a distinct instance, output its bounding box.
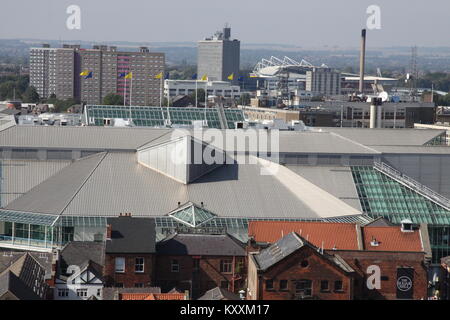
[54,269,103,300]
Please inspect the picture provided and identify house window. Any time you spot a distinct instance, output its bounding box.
[334,280,343,292]
[115,257,125,273]
[97,289,101,296]
[135,257,144,273]
[171,259,179,272]
[220,259,232,273]
[320,280,329,292]
[295,280,312,297]
[265,279,274,290]
[135,283,144,288]
[220,280,229,289]
[58,288,69,297]
[76,289,88,297]
[279,280,288,291]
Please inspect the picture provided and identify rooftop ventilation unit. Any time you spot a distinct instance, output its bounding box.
[370,237,380,247]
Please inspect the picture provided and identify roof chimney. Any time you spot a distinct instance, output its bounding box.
[106,224,112,240]
[359,29,367,94]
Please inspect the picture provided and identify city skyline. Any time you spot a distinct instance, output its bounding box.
[1,0,450,48]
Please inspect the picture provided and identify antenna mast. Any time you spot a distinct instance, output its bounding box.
[409,46,418,101]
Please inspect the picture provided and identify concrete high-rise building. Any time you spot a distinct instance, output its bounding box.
[306,67,341,97]
[29,45,78,101]
[197,26,240,84]
[29,45,165,106]
[80,46,164,105]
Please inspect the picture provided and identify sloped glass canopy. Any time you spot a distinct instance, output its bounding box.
[0,209,58,226]
[351,166,450,224]
[168,202,216,228]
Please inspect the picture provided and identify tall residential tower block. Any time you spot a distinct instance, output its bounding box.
[30,45,165,106]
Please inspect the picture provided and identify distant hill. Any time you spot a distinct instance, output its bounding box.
[1,38,450,72]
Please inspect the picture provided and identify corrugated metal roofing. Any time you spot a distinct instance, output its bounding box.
[285,166,362,211]
[372,146,450,154]
[5,153,107,214]
[140,130,379,154]
[0,126,171,150]
[5,152,361,220]
[323,128,445,146]
[1,159,72,207]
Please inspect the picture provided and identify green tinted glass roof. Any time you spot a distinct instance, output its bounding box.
[85,105,244,129]
[351,166,450,224]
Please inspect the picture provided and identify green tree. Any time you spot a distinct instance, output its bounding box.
[103,93,124,105]
[188,89,205,104]
[22,86,40,103]
[238,93,251,106]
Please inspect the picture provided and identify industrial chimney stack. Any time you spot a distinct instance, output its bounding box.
[359,29,367,94]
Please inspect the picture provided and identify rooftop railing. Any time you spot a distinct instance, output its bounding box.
[374,161,450,211]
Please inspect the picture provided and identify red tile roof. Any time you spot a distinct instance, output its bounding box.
[362,226,423,252]
[120,293,186,300]
[249,221,425,253]
[248,221,360,250]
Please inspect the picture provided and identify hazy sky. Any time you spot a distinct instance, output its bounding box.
[1,0,449,47]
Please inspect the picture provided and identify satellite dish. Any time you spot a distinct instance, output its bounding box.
[379,91,389,102]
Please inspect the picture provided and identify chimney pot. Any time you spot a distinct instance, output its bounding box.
[106,224,112,240]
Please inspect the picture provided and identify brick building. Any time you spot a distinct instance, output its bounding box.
[441,256,450,300]
[103,215,156,288]
[247,232,355,300]
[155,233,246,299]
[248,219,430,300]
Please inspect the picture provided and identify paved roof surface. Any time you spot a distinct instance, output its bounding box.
[362,226,424,252]
[106,217,156,254]
[249,221,360,250]
[156,234,246,256]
